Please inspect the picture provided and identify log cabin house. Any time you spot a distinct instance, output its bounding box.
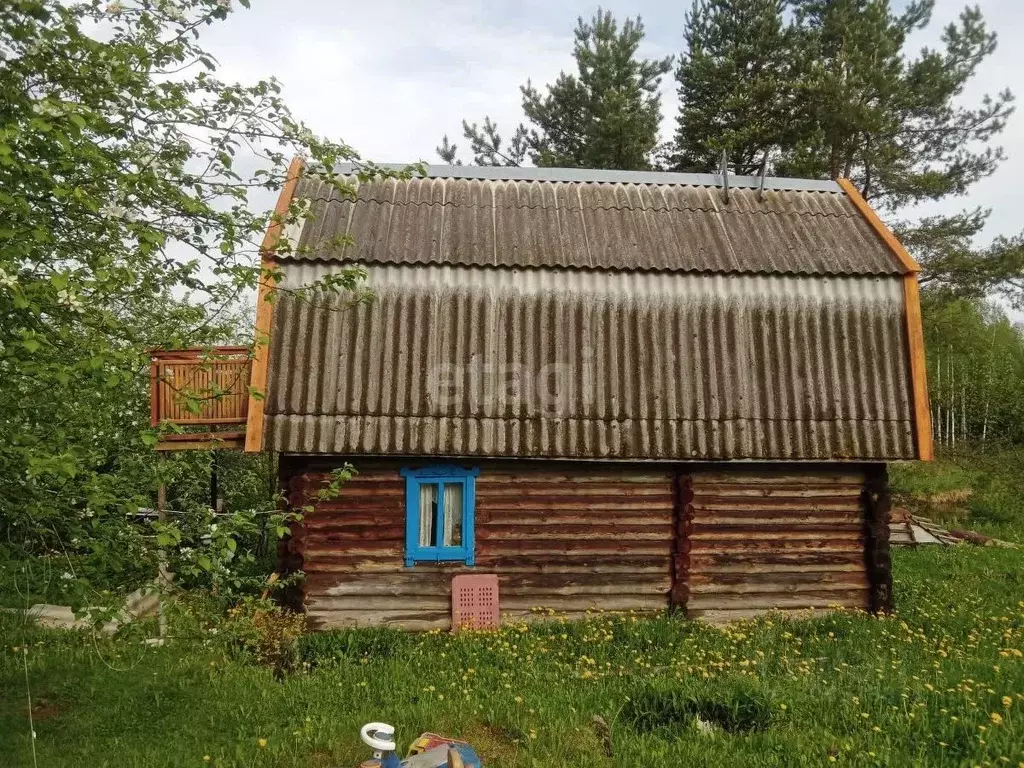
[156,162,933,629]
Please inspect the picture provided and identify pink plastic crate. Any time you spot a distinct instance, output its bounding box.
[451,574,500,631]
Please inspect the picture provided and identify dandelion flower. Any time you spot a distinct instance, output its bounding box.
[990,713,1003,725]
[258,738,267,749]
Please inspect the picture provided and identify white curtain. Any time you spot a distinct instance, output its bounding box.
[418,483,437,547]
[442,483,463,546]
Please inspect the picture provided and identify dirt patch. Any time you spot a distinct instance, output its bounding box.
[458,722,521,764]
[28,697,65,721]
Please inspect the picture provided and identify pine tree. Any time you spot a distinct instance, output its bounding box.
[672,0,1019,304]
[438,9,672,170]
[673,0,796,175]
[779,1,1013,207]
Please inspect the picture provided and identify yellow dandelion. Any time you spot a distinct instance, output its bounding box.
[1003,696,1013,708]
[257,738,267,749]
[991,712,1003,725]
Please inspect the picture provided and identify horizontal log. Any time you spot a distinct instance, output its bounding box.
[300,553,673,575]
[315,582,671,599]
[306,571,672,592]
[498,594,669,612]
[303,501,404,515]
[478,541,669,556]
[690,524,862,536]
[307,593,670,614]
[301,546,403,558]
[689,530,863,542]
[479,501,673,513]
[478,474,673,485]
[302,525,404,540]
[306,609,451,631]
[696,514,864,528]
[689,551,866,568]
[689,569,866,586]
[692,500,862,512]
[303,515,402,528]
[474,556,671,573]
[689,579,869,596]
[692,473,866,485]
[477,524,672,541]
[478,513,673,526]
[688,561,864,575]
[686,589,869,611]
[308,595,452,612]
[476,492,673,505]
[297,551,403,566]
[688,541,863,555]
[688,485,865,498]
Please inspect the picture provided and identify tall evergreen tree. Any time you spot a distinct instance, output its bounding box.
[780,1,1013,207]
[672,0,1020,305]
[673,0,796,175]
[436,9,672,170]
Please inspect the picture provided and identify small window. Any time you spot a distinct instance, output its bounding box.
[401,465,479,566]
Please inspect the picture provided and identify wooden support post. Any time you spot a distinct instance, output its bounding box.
[156,453,171,641]
[670,472,694,614]
[862,465,893,614]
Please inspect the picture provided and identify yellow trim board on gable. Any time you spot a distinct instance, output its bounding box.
[245,155,305,453]
[839,177,933,461]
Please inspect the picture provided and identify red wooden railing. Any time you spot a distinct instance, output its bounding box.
[150,347,251,428]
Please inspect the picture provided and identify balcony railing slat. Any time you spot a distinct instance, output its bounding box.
[150,348,251,429]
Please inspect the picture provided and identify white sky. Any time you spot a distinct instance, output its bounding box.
[202,0,1024,245]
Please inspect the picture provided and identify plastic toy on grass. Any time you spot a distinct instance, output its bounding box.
[358,722,482,768]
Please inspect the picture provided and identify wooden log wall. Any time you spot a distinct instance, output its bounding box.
[287,462,675,630]
[685,468,873,622]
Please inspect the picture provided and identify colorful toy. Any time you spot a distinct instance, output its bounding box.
[358,722,482,768]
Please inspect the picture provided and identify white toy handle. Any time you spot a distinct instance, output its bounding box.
[360,722,397,753]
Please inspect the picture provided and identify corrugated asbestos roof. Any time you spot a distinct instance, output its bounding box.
[292,171,908,276]
[264,264,915,460]
[264,166,916,460]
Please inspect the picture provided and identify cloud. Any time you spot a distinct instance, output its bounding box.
[204,0,1020,244]
[207,1,680,163]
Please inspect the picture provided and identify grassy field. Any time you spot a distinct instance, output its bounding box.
[1,454,1022,767]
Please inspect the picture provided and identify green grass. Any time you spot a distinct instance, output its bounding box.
[0,451,1022,767]
[890,447,1024,543]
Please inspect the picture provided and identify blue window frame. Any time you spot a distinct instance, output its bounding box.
[401,465,479,567]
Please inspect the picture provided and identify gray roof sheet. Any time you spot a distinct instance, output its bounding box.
[264,264,915,460]
[290,170,906,276]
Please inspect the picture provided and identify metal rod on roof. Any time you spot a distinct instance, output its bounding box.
[757,152,769,201]
[720,149,729,204]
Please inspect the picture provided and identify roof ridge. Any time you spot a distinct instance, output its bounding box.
[330,163,843,193]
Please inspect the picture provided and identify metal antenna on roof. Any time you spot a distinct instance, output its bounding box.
[719,149,729,204]
[757,151,769,201]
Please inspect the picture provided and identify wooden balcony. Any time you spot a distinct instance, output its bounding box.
[149,347,252,451]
